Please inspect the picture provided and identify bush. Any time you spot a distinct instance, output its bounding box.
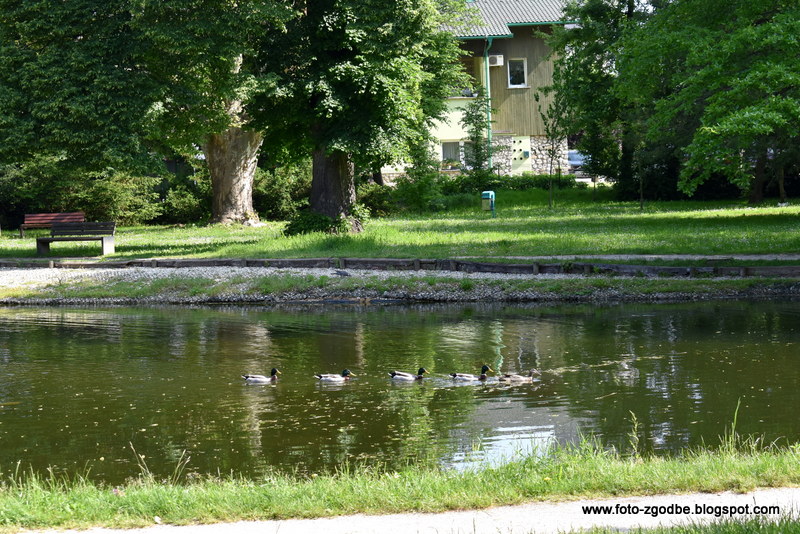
[440,172,578,194]
[495,173,580,191]
[392,171,450,212]
[75,170,162,224]
[0,155,163,225]
[284,209,364,236]
[157,161,212,224]
[356,182,394,217]
[253,160,312,220]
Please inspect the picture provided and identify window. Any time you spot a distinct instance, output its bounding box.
[507,58,527,88]
[441,142,460,162]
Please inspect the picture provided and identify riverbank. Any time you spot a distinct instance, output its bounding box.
[1,263,800,305]
[18,488,800,534]
[3,440,800,533]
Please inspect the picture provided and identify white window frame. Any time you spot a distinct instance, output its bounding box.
[507,58,528,88]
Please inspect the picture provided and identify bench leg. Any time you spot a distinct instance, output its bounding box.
[100,236,115,255]
[36,239,50,255]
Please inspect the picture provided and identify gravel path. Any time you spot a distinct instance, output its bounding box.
[0,265,579,290]
[24,488,800,534]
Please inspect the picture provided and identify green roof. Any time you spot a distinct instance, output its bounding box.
[455,0,566,38]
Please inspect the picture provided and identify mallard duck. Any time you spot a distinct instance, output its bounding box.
[389,367,428,381]
[315,369,355,382]
[498,369,541,382]
[242,368,281,384]
[450,365,493,381]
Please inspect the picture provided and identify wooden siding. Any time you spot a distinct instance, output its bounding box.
[460,27,555,137]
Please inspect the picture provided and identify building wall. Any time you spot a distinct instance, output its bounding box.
[388,26,566,178]
[460,27,556,137]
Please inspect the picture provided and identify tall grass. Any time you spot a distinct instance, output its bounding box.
[2,191,799,260]
[591,517,800,533]
[1,436,798,532]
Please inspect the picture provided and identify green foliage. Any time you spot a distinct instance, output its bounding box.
[458,87,495,191]
[0,156,162,224]
[250,0,468,222]
[254,0,468,167]
[555,0,800,202]
[393,134,451,212]
[547,0,646,190]
[253,161,312,221]
[356,182,394,217]
[158,164,213,224]
[0,0,158,171]
[393,172,449,213]
[283,210,352,236]
[74,170,162,224]
[444,173,580,194]
[630,1,800,198]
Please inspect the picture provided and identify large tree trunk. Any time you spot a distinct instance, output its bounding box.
[777,165,787,203]
[748,152,767,205]
[203,126,263,224]
[310,148,362,232]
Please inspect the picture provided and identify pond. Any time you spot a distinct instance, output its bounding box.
[0,300,799,485]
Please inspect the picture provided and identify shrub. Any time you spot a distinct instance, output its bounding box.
[356,182,395,216]
[0,155,163,225]
[392,171,449,212]
[284,210,346,236]
[75,170,162,224]
[253,160,312,220]
[157,161,212,224]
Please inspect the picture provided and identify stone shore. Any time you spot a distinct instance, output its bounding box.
[2,264,799,305]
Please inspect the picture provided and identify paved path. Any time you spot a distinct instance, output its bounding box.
[27,488,800,534]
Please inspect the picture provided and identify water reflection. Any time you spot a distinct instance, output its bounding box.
[0,301,798,484]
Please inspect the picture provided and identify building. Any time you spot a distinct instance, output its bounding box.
[433,0,568,176]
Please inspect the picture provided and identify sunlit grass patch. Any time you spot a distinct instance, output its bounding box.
[2,192,800,260]
[0,435,798,532]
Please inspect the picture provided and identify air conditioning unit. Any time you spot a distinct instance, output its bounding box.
[488,54,504,67]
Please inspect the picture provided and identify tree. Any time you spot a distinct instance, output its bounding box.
[536,89,570,208]
[618,0,800,203]
[547,0,649,198]
[251,0,466,230]
[113,0,290,223]
[459,86,494,191]
[0,0,291,224]
[0,0,156,171]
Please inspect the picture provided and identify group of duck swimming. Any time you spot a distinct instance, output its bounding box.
[241,365,540,384]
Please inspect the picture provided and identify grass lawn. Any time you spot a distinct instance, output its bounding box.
[0,437,798,532]
[2,190,799,261]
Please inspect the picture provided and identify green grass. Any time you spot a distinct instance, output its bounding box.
[590,517,800,533]
[2,191,799,261]
[0,436,798,532]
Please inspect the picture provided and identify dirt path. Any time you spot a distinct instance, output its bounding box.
[26,488,800,534]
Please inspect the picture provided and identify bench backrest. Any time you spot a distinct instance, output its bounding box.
[51,222,116,236]
[24,211,85,225]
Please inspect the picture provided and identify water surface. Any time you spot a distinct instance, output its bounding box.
[0,300,798,484]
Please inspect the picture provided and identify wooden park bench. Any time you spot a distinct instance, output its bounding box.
[36,222,116,256]
[20,211,85,238]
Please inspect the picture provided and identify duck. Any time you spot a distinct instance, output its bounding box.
[389,367,428,381]
[450,364,493,381]
[498,369,541,382]
[315,369,355,382]
[242,368,281,384]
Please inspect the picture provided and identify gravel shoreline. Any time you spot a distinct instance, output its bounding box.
[2,265,800,305]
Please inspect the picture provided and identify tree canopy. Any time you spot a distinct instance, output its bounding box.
[550,0,800,202]
[0,0,465,225]
[252,0,466,224]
